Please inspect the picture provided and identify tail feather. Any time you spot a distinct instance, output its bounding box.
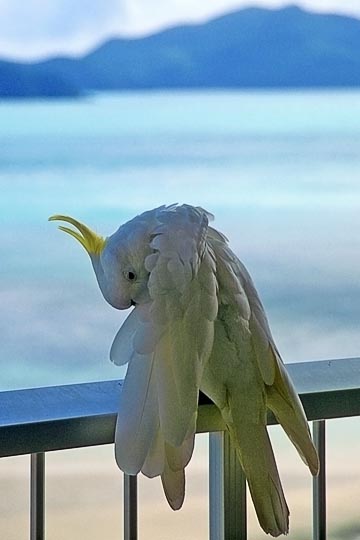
[141,425,195,511]
[228,421,289,537]
[141,427,165,478]
[141,428,194,477]
[267,352,320,476]
[161,465,185,510]
[165,431,195,472]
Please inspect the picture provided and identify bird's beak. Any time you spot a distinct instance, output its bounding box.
[49,215,106,256]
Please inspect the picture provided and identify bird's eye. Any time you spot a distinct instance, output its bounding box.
[126,270,137,281]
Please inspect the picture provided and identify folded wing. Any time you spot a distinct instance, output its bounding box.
[202,229,319,536]
[146,205,218,447]
[114,205,218,508]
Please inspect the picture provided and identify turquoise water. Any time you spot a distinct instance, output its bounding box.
[1,90,360,390]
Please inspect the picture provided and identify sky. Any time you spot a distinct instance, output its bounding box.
[0,0,360,60]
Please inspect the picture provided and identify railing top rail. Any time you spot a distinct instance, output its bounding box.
[0,357,359,458]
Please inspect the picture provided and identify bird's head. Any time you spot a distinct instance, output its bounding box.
[49,215,151,309]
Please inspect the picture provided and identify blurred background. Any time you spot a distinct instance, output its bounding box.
[0,1,359,538]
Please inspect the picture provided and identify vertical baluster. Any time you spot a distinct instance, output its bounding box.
[209,431,247,540]
[209,432,224,539]
[30,452,45,540]
[313,420,326,540]
[124,474,138,540]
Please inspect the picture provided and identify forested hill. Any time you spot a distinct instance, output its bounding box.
[1,5,360,98]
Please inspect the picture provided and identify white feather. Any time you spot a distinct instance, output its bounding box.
[111,205,217,507]
[201,229,319,536]
[109,309,138,366]
[114,350,158,475]
[141,424,165,478]
[145,205,218,447]
[161,465,185,510]
[91,203,318,534]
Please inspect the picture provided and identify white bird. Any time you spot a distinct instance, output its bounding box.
[50,204,319,536]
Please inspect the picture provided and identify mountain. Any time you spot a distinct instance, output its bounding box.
[1,5,360,98]
[0,59,82,98]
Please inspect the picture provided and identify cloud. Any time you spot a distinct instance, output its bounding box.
[0,1,120,39]
[0,0,128,59]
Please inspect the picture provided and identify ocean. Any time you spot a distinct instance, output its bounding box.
[1,89,359,391]
[0,90,360,539]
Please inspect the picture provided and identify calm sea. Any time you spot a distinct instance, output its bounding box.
[0,90,359,391]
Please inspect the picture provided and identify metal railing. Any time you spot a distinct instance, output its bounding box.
[1,357,360,540]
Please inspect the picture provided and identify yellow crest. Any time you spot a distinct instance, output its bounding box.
[49,215,105,256]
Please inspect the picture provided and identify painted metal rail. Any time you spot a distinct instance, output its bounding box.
[0,357,359,539]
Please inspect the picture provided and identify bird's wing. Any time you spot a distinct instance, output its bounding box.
[232,257,319,474]
[110,308,139,366]
[208,232,275,385]
[161,431,195,510]
[114,346,158,475]
[141,426,195,510]
[201,232,290,535]
[201,301,290,537]
[111,306,159,471]
[145,205,218,447]
[114,205,218,478]
[207,231,319,476]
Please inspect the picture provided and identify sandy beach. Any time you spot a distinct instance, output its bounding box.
[0,420,359,540]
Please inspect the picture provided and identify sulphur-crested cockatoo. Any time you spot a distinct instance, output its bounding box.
[50,204,319,536]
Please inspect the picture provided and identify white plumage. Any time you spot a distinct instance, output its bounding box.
[50,204,319,537]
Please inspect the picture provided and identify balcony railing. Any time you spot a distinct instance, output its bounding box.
[1,357,360,540]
